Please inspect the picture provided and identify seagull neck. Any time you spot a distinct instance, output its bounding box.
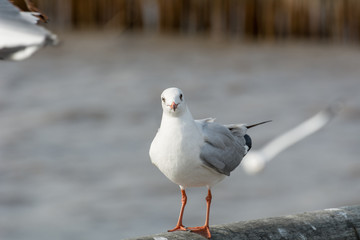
[160,107,195,128]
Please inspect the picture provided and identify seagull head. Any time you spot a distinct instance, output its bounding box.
[161,87,186,116]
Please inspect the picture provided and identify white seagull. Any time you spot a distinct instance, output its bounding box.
[241,102,343,175]
[149,87,269,239]
[0,0,58,61]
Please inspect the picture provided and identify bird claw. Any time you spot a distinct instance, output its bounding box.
[187,226,211,239]
[168,225,187,232]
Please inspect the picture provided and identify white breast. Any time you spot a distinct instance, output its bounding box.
[149,116,225,188]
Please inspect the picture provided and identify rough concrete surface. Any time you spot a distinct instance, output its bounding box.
[127,206,360,240]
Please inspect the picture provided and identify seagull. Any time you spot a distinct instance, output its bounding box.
[149,87,269,239]
[241,102,343,175]
[0,0,58,61]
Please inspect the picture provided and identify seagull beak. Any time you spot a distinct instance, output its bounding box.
[170,102,178,111]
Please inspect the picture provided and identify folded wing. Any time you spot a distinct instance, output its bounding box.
[196,119,249,176]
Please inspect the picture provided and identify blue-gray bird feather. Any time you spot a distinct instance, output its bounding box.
[0,0,46,34]
[0,0,20,16]
[196,119,248,176]
[0,0,57,60]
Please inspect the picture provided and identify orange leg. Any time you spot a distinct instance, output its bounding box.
[187,189,212,239]
[168,189,187,232]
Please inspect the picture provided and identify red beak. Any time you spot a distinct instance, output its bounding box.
[170,102,178,111]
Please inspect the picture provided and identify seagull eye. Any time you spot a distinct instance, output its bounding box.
[161,97,165,102]
[179,94,183,101]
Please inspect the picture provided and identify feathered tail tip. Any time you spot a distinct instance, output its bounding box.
[246,120,272,129]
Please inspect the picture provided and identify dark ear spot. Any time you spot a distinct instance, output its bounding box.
[180,94,183,101]
[161,97,165,102]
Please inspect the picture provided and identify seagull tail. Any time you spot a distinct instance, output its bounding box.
[246,120,272,129]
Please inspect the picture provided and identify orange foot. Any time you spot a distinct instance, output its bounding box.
[168,225,187,232]
[187,226,211,239]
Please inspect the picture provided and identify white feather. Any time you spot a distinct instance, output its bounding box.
[242,103,342,175]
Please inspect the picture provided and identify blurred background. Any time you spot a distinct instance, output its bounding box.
[1,0,360,239]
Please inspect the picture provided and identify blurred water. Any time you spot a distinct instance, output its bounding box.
[0,33,360,240]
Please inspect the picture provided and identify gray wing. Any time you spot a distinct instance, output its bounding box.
[0,0,57,60]
[0,0,20,16]
[0,0,38,27]
[196,119,248,176]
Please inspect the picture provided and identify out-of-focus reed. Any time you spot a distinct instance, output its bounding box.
[13,0,360,42]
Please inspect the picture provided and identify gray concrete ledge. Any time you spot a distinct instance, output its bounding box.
[126,205,360,240]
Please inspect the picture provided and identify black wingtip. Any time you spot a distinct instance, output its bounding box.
[24,0,49,23]
[323,100,345,119]
[246,120,272,129]
[244,134,252,151]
